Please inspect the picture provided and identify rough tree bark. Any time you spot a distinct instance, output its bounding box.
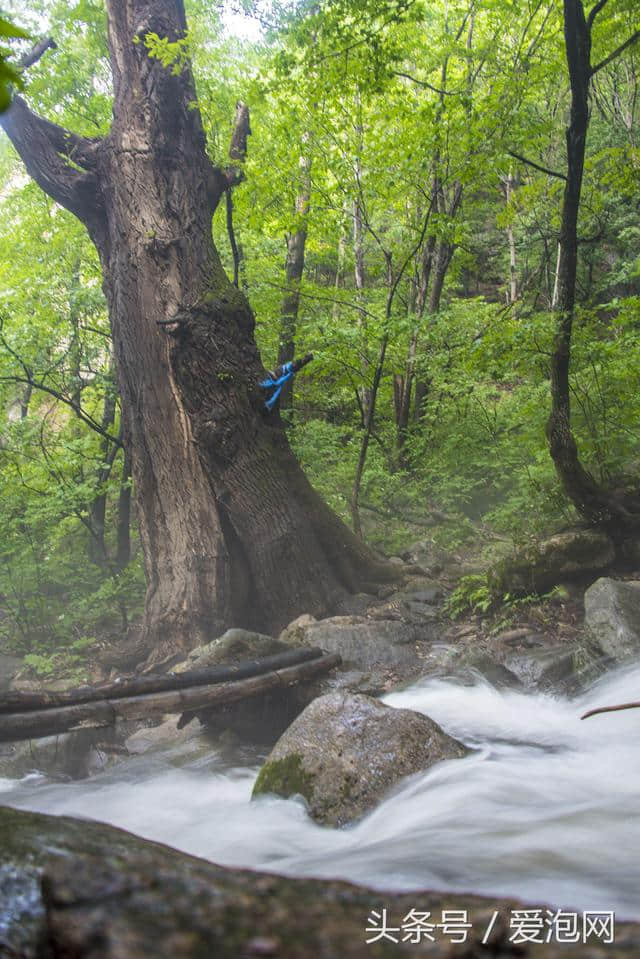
[1,1,399,660]
[547,0,640,531]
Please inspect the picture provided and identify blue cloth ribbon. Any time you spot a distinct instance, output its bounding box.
[260,361,295,410]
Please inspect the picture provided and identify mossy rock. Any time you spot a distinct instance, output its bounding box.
[489,529,615,598]
[252,692,467,826]
[253,753,315,803]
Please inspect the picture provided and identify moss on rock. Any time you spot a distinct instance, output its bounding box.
[252,753,315,803]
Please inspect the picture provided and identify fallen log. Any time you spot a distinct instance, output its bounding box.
[0,646,326,714]
[0,653,341,743]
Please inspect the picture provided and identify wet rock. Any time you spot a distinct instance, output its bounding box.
[501,645,578,692]
[417,643,464,677]
[490,529,615,597]
[124,715,203,755]
[5,806,640,958]
[584,577,640,662]
[0,727,123,780]
[460,654,524,690]
[320,668,389,697]
[252,692,467,826]
[174,628,290,673]
[281,615,428,669]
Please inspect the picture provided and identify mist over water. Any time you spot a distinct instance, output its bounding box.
[2,663,640,917]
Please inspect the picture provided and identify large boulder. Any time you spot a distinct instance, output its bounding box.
[490,529,615,597]
[252,692,467,826]
[584,577,640,662]
[279,615,429,669]
[6,806,640,958]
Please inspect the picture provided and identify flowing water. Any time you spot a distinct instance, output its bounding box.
[2,663,639,917]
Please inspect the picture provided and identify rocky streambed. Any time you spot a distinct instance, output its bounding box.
[4,540,640,955]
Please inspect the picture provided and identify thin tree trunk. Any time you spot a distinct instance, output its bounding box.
[88,363,117,566]
[19,382,32,419]
[350,334,388,538]
[353,191,372,423]
[332,206,347,321]
[411,232,437,424]
[551,242,561,307]
[277,136,311,410]
[504,171,518,303]
[116,445,131,571]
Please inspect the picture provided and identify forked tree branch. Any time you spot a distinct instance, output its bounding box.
[206,101,251,213]
[1,37,106,231]
[587,0,609,30]
[1,96,105,229]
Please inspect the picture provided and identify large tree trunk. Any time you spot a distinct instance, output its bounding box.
[2,0,399,661]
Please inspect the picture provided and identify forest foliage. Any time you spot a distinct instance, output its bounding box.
[0,0,638,664]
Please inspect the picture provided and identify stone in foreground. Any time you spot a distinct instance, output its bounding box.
[252,692,467,825]
[4,806,638,958]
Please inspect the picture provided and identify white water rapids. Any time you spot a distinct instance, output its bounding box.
[2,663,639,917]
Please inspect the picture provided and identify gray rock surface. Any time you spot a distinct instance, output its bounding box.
[280,615,428,668]
[5,805,638,958]
[252,692,467,825]
[174,627,290,673]
[124,715,204,755]
[501,645,578,691]
[584,577,640,661]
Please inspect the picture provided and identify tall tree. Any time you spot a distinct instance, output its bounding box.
[1,0,397,661]
[547,0,640,531]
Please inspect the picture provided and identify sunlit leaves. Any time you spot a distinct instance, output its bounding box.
[0,14,29,112]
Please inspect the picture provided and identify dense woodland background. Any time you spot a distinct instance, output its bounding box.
[0,0,638,675]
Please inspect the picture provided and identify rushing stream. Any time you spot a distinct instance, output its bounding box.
[2,662,639,918]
